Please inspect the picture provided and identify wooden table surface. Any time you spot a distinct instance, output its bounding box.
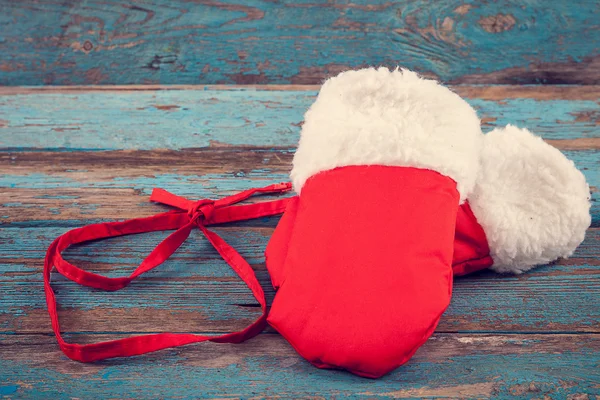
[0,85,598,398]
[1,0,600,398]
[1,1,599,85]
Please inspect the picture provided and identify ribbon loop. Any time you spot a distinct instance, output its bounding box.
[44,183,294,362]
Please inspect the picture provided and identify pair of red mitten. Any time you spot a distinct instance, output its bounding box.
[264,68,591,378]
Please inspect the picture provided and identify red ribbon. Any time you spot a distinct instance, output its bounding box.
[44,183,292,362]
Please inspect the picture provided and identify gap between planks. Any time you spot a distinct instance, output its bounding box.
[2,139,599,152]
[1,85,600,101]
[2,330,600,336]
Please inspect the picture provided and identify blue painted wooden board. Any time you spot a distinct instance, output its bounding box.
[1,149,598,226]
[1,334,599,398]
[1,86,599,149]
[0,86,599,398]
[0,86,598,229]
[0,1,599,85]
[1,227,599,335]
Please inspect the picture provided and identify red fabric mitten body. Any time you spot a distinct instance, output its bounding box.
[452,125,591,276]
[265,67,482,378]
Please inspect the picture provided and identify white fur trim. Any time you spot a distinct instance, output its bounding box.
[469,125,591,274]
[291,67,482,202]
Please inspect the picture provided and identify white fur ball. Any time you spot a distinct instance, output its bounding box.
[470,125,591,273]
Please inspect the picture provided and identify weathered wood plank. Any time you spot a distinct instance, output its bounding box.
[1,227,598,334]
[0,86,598,396]
[1,87,599,150]
[7,226,598,283]
[0,227,275,282]
[0,334,598,398]
[0,1,599,85]
[2,147,598,226]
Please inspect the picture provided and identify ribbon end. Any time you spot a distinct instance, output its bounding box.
[149,188,166,203]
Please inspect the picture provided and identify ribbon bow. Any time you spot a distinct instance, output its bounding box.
[43,183,292,362]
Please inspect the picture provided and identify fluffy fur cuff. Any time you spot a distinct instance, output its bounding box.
[290,67,482,202]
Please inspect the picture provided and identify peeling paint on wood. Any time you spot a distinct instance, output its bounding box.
[0,334,599,398]
[0,84,598,397]
[0,86,598,151]
[0,148,597,226]
[478,13,516,33]
[0,1,599,85]
[0,227,598,335]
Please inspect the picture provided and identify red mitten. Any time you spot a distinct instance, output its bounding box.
[265,196,299,290]
[266,67,482,378]
[453,125,591,275]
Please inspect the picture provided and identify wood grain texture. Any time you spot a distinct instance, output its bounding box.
[1,86,599,150]
[1,147,598,226]
[1,86,597,230]
[1,226,599,335]
[1,334,599,398]
[1,85,599,398]
[0,1,599,85]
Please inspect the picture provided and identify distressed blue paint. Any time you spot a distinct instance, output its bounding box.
[2,264,596,331]
[1,90,599,151]
[0,1,598,84]
[448,268,600,330]
[0,172,291,192]
[35,194,80,200]
[0,227,274,281]
[471,98,600,139]
[1,203,44,208]
[2,227,598,281]
[0,339,599,398]
[15,160,600,226]
[2,216,281,229]
[1,226,598,331]
[0,90,309,149]
[0,147,597,223]
[0,171,294,224]
[2,280,260,319]
[0,385,18,395]
[0,85,598,395]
